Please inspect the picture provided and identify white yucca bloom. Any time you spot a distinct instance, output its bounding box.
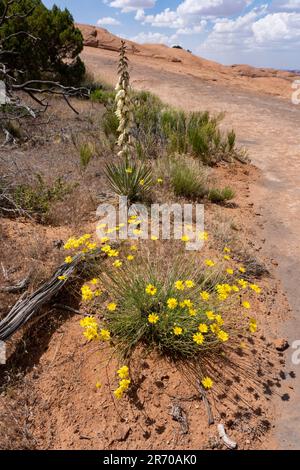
[116,89,126,100]
[114,40,134,158]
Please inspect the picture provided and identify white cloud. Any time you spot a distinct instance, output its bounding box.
[135,0,252,30]
[109,0,156,12]
[271,0,300,12]
[252,12,300,45]
[198,6,300,57]
[176,22,207,35]
[177,0,252,17]
[130,31,175,45]
[135,8,184,28]
[198,6,266,52]
[97,16,121,25]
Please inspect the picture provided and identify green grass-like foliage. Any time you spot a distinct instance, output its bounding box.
[90,88,116,105]
[102,90,243,165]
[208,187,235,204]
[101,255,230,359]
[105,159,153,202]
[79,142,94,169]
[170,157,208,199]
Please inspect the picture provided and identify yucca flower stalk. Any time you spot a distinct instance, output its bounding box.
[115,40,134,158]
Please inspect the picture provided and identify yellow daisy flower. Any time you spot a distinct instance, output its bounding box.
[193,332,204,345]
[148,313,159,324]
[218,330,229,342]
[185,280,195,289]
[200,291,210,301]
[107,303,117,312]
[198,323,208,333]
[201,377,213,389]
[173,326,183,336]
[145,284,157,296]
[99,329,111,341]
[113,260,122,268]
[205,259,215,267]
[167,298,178,309]
[206,311,215,321]
[175,280,185,291]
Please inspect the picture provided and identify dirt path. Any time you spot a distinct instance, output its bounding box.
[83,47,300,449]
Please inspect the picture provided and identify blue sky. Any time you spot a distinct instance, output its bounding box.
[42,1,300,69]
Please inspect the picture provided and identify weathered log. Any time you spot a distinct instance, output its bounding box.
[0,254,84,341]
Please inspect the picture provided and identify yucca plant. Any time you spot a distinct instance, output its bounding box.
[105,158,153,202]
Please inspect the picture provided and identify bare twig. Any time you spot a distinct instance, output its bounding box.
[217,423,237,449]
[1,262,9,281]
[171,403,189,434]
[0,272,31,293]
[52,303,82,315]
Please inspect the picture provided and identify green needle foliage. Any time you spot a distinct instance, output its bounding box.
[0,0,85,84]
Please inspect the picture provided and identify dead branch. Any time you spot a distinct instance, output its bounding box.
[0,253,85,341]
[171,403,189,434]
[0,248,104,341]
[217,423,237,449]
[1,262,9,281]
[52,303,82,315]
[0,272,31,293]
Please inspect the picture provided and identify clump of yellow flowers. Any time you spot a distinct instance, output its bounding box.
[79,316,111,342]
[75,229,262,399]
[64,233,97,253]
[114,366,131,399]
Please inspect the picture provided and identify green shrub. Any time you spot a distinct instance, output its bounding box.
[102,108,119,139]
[132,91,166,158]
[90,89,116,105]
[132,94,238,164]
[100,253,234,359]
[101,90,243,165]
[170,157,208,199]
[208,187,235,204]
[105,159,152,202]
[13,174,75,218]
